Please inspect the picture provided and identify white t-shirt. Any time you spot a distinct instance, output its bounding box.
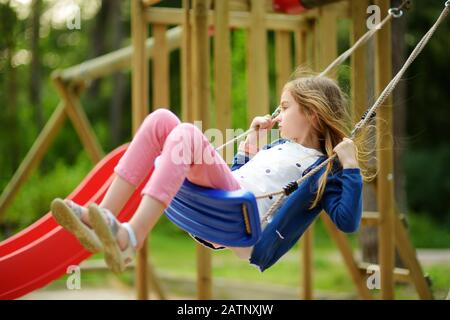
[231,140,324,223]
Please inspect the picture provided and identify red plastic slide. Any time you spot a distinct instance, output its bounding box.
[0,144,152,300]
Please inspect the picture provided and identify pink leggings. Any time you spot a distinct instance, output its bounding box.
[114,108,242,208]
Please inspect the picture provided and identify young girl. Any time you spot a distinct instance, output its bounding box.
[51,75,363,273]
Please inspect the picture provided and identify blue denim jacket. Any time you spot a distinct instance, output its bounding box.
[230,139,363,271]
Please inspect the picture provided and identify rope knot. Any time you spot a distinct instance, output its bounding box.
[361,109,376,121]
[283,181,298,196]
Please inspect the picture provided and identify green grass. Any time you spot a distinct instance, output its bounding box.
[41,227,449,299]
[406,213,450,248]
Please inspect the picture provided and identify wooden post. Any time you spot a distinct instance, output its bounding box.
[214,0,231,153]
[294,24,310,69]
[192,0,212,300]
[374,0,395,300]
[181,0,193,121]
[152,24,170,109]
[294,22,315,300]
[191,0,210,127]
[131,0,149,300]
[275,30,292,99]
[316,4,338,73]
[350,0,368,122]
[197,244,212,299]
[299,5,338,300]
[247,0,269,123]
[301,225,314,300]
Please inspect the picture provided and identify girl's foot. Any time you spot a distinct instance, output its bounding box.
[88,203,137,274]
[50,198,103,253]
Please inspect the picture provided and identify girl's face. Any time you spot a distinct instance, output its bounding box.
[274,89,317,144]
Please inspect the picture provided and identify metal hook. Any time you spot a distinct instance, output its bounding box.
[388,7,403,18]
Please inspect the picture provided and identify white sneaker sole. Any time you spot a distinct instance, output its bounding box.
[51,198,102,253]
[88,204,125,274]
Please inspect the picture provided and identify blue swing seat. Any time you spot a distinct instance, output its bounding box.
[164,179,261,247]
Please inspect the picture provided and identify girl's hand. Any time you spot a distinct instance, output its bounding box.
[245,115,274,147]
[250,114,274,130]
[333,138,359,169]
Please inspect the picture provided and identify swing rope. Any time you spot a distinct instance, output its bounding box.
[215,0,411,152]
[319,0,411,77]
[259,1,449,228]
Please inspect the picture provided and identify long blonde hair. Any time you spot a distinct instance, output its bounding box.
[283,71,373,208]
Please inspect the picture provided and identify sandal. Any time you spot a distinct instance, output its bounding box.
[50,198,103,253]
[88,203,137,274]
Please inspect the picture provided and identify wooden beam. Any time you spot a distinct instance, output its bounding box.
[361,211,407,227]
[357,262,411,284]
[361,211,381,226]
[79,258,167,300]
[52,77,104,163]
[394,212,434,299]
[147,257,167,299]
[145,7,315,31]
[321,214,373,299]
[59,27,182,84]
[375,0,395,300]
[0,102,66,220]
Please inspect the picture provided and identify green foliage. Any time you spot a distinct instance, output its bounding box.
[0,2,19,49]
[405,146,450,222]
[230,29,248,130]
[406,209,450,248]
[0,153,91,240]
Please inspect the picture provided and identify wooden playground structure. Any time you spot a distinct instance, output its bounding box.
[0,0,435,299]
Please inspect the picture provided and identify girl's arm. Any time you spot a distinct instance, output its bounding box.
[321,138,362,233]
[321,168,363,233]
[230,115,274,171]
[243,115,274,154]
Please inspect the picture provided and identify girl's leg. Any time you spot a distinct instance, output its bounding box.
[117,122,242,250]
[76,176,135,228]
[73,108,181,227]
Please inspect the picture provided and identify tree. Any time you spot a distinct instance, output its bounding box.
[29,0,43,130]
[0,2,21,175]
